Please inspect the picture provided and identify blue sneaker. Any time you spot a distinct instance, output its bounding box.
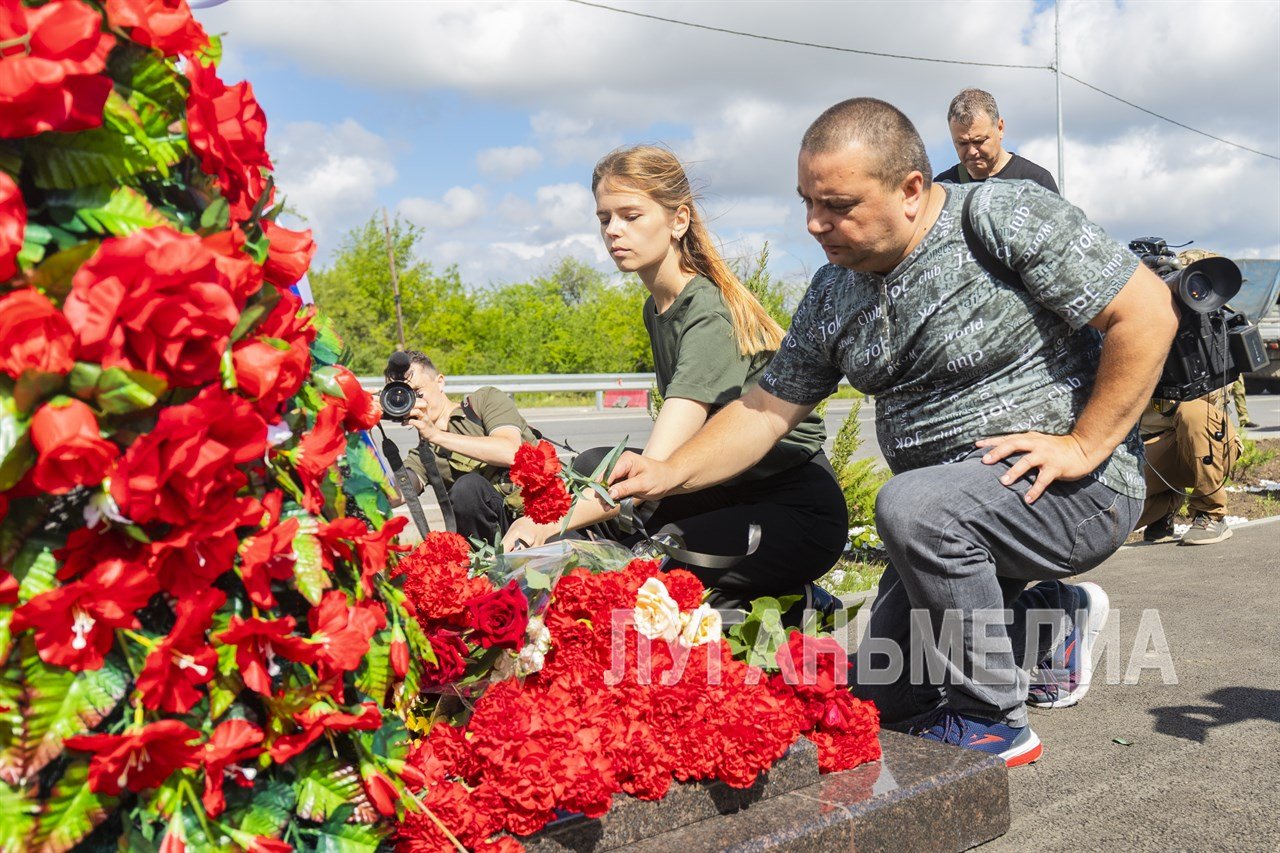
[1028,581,1110,708]
[911,709,1043,767]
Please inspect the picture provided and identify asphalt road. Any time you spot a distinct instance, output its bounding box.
[381,388,1280,474]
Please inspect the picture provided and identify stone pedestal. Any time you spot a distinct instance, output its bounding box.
[526,731,1009,852]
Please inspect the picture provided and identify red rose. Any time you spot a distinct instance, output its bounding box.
[66,720,201,795]
[261,220,316,289]
[110,386,266,526]
[0,288,75,379]
[257,289,316,345]
[0,172,25,280]
[64,227,250,388]
[465,580,529,651]
[186,62,272,221]
[330,365,381,432]
[0,0,115,138]
[29,398,118,494]
[104,0,208,57]
[292,404,347,512]
[421,630,469,689]
[233,336,311,420]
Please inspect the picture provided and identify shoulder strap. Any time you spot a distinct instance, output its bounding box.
[960,188,1022,289]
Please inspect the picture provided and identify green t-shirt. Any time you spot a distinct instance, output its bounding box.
[405,386,538,492]
[644,276,826,480]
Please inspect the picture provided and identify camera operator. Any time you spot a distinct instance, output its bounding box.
[1139,250,1243,546]
[389,351,538,541]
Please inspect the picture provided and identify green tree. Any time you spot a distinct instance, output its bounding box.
[734,242,800,330]
[309,214,476,373]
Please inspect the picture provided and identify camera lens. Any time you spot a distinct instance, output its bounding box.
[380,382,416,419]
[1184,271,1210,302]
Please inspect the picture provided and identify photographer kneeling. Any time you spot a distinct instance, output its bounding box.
[390,351,538,541]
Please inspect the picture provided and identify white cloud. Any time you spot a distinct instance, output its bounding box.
[270,119,397,244]
[475,146,543,179]
[399,186,486,230]
[199,0,1280,275]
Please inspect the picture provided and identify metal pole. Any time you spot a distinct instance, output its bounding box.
[382,207,407,351]
[1055,0,1066,197]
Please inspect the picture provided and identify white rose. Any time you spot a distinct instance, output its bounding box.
[516,644,546,676]
[678,604,722,648]
[526,615,552,654]
[633,577,682,642]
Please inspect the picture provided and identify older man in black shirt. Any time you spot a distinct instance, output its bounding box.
[935,88,1059,193]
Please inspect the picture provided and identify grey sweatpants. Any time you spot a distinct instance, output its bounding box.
[855,451,1141,729]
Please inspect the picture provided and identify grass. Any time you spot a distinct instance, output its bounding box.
[816,556,886,598]
[1234,437,1279,480]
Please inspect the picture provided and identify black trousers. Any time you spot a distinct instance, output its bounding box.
[449,471,510,542]
[574,447,849,610]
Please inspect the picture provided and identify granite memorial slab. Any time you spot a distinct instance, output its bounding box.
[525,731,1009,852]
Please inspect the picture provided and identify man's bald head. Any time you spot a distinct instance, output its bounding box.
[801,98,932,190]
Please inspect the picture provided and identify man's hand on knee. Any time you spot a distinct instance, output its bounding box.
[974,432,1096,504]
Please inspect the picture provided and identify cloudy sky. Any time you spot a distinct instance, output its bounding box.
[193,0,1280,291]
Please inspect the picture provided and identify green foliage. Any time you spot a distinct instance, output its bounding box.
[734,242,798,330]
[309,219,653,375]
[723,595,802,667]
[828,399,890,542]
[29,759,119,853]
[294,754,367,822]
[1233,436,1278,480]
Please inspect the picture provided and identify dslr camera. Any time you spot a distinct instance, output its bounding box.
[1129,238,1267,401]
[380,351,418,422]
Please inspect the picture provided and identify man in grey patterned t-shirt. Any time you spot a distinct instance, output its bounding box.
[609,98,1178,768]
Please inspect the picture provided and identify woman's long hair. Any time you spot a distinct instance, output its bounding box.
[592,145,784,357]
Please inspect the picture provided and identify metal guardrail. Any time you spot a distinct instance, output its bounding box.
[357,373,657,410]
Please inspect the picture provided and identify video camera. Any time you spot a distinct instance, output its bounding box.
[380,351,417,422]
[1129,238,1267,400]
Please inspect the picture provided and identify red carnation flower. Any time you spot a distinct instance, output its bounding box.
[29,398,118,494]
[104,0,208,57]
[396,532,492,625]
[215,614,315,696]
[661,569,706,611]
[11,556,158,671]
[0,172,26,280]
[66,720,201,795]
[64,227,251,388]
[465,580,529,651]
[201,718,264,817]
[136,589,225,714]
[261,220,316,289]
[186,62,273,222]
[0,0,115,138]
[510,440,561,492]
[521,479,573,524]
[0,288,75,379]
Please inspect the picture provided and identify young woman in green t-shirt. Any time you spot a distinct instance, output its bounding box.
[503,145,847,610]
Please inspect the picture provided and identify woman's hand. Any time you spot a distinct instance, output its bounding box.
[502,516,560,552]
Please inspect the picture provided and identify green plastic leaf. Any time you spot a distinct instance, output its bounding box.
[310,366,344,399]
[13,372,69,416]
[303,821,387,853]
[230,778,294,838]
[62,186,168,237]
[28,241,100,301]
[21,647,130,780]
[0,659,25,784]
[96,367,167,414]
[107,42,188,136]
[291,529,328,606]
[0,391,33,492]
[228,287,280,344]
[29,759,118,853]
[101,90,186,179]
[219,345,237,391]
[293,754,365,822]
[0,140,21,176]
[27,128,162,190]
[199,195,230,233]
[197,34,224,69]
[355,632,391,702]
[0,780,39,852]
